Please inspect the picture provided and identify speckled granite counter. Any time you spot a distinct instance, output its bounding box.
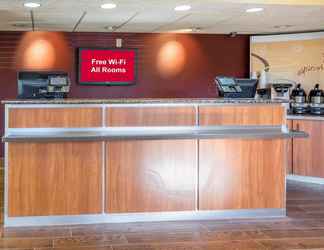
[2,98,287,105]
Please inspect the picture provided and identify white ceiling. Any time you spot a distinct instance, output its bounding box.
[0,0,324,34]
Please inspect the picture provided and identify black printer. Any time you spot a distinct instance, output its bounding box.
[18,71,70,99]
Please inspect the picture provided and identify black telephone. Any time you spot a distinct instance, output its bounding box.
[215,76,258,98]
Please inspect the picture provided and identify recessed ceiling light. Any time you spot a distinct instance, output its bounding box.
[101,3,117,9]
[246,7,264,13]
[23,2,41,8]
[174,5,191,11]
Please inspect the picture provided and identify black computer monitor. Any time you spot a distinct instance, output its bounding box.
[235,78,258,98]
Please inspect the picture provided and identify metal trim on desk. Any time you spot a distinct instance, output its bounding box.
[2,126,307,142]
[287,115,324,122]
[4,142,9,223]
[4,105,9,221]
[287,175,324,185]
[4,209,286,227]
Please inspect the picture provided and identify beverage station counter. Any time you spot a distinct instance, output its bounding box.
[1,98,305,227]
[286,83,324,183]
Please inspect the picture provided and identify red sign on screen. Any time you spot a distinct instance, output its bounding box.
[78,49,136,85]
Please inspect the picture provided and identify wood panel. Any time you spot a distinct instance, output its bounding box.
[106,140,197,213]
[287,120,293,174]
[199,139,285,210]
[106,106,196,127]
[8,108,102,128]
[8,142,102,216]
[293,120,324,178]
[199,105,285,126]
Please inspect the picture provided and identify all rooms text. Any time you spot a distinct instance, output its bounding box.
[90,58,127,73]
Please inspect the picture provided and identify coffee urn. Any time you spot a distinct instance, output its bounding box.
[291,84,309,114]
[309,84,324,115]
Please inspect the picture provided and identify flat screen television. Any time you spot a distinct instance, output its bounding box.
[78,48,137,85]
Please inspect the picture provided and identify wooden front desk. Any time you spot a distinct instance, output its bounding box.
[2,100,289,227]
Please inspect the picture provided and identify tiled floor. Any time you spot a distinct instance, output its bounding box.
[1,158,324,249]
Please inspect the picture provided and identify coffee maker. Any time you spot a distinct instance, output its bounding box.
[271,83,293,101]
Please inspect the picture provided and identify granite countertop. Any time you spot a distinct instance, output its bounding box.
[1,98,288,105]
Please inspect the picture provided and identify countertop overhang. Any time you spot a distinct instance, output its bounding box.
[287,114,324,121]
[2,99,304,142]
[2,126,307,142]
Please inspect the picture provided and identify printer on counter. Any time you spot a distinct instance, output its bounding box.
[215,76,258,98]
[18,71,70,99]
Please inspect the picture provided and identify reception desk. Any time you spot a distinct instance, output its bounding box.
[2,99,305,227]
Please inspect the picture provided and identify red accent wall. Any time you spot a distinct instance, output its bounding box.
[0,31,250,157]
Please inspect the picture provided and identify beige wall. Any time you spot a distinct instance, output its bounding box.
[251,36,324,93]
